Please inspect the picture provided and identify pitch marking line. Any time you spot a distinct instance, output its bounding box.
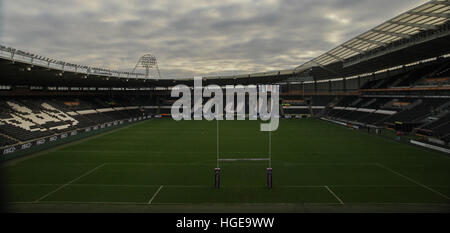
[10,184,445,188]
[34,163,107,202]
[324,186,344,205]
[148,185,164,204]
[218,158,270,161]
[8,201,450,206]
[375,163,449,200]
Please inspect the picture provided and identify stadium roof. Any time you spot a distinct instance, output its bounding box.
[298,0,450,69]
[205,0,450,82]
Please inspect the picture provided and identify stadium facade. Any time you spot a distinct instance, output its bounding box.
[0,0,450,157]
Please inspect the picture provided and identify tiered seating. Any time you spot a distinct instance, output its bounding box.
[0,114,54,141]
[383,98,448,123]
[126,108,146,117]
[414,61,450,86]
[416,113,450,141]
[101,110,130,120]
[434,122,450,139]
[358,113,391,125]
[360,98,391,109]
[0,135,17,147]
[0,97,154,147]
[339,111,370,121]
[158,108,172,115]
[394,63,442,87]
[442,134,450,142]
[83,112,114,124]
[283,108,310,115]
[310,96,336,106]
[282,99,310,115]
[421,113,450,131]
[326,96,361,119]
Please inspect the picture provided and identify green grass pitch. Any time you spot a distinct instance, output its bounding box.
[2,118,450,211]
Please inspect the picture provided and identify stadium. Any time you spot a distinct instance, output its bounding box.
[0,0,449,215]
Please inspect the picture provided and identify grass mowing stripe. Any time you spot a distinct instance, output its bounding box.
[5,119,450,208]
[2,120,150,167]
[34,163,107,202]
[324,185,344,204]
[148,185,164,204]
[375,163,450,200]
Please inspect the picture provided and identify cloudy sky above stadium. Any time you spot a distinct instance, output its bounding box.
[1,0,429,79]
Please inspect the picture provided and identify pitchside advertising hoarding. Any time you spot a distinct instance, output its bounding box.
[0,117,148,157]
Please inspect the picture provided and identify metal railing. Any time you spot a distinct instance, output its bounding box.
[0,44,146,79]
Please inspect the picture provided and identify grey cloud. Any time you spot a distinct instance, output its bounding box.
[0,0,430,79]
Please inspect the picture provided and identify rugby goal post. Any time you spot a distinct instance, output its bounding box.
[214,120,273,189]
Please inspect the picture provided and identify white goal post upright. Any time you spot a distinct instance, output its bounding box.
[217,119,219,168]
[214,118,273,189]
[267,130,272,189]
[269,130,272,168]
[215,119,220,189]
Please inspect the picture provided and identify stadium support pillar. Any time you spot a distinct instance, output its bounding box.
[343,78,346,92]
[314,80,317,93]
[214,168,221,189]
[301,82,304,98]
[267,168,272,189]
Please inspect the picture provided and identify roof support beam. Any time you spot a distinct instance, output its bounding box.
[390,21,437,30]
[341,45,365,54]
[407,12,450,18]
[325,53,344,62]
[356,38,387,47]
[372,30,411,39]
[425,0,450,7]
[310,60,340,75]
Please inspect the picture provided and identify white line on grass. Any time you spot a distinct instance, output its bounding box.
[12,184,444,188]
[57,150,278,154]
[34,163,107,202]
[148,185,164,204]
[375,163,449,200]
[8,201,450,206]
[218,158,270,161]
[324,186,344,204]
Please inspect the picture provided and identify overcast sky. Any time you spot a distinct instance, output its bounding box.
[0,0,429,78]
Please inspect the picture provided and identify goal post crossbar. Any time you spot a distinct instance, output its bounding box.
[218,158,270,162]
[215,120,273,189]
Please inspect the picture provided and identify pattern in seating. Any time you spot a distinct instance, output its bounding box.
[0,98,148,146]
